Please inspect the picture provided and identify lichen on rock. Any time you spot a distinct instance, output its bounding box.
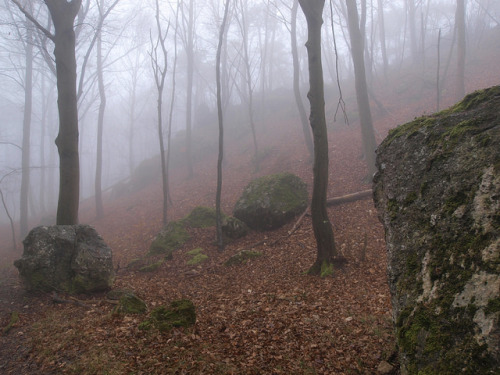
[373,86,500,374]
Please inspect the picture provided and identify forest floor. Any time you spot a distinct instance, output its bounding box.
[1,53,498,374]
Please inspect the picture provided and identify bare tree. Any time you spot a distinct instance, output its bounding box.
[94,0,120,219]
[346,0,377,180]
[376,0,388,80]
[298,0,338,275]
[236,0,259,169]
[179,0,196,178]
[150,0,170,226]
[12,0,82,225]
[216,0,230,252]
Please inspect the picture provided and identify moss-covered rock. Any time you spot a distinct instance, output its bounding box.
[112,292,147,315]
[14,225,114,294]
[139,299,196,332]
[182,206,220,228]
[149,221,190,256]
[233,173,308,231]
[224,250,262,266]
[373,86,500,374]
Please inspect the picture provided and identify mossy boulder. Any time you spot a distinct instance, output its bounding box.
[373,86,500,374]
[14,225,114,294]
[149,221,190,256]
[112,292,147,315]
[224,250,262,266]
[182,206,219,228]
[139,299,196,332]
[233,173,308,231]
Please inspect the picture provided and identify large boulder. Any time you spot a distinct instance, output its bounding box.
[373,87,500,374]
[14,225,114,294]
[233,173,308,231]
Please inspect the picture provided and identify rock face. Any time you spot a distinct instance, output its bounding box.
[233,173,308,231]
[373,87,500,374]
[14,225,114,294]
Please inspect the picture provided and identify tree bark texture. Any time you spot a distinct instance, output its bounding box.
[298,0,338,274]
[346,0,377,180]
[45,0,82,225]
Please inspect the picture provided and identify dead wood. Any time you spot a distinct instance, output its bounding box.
[326,189,372,206]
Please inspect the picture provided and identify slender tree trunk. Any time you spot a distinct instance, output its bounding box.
[407,0,418,65]
[292,0,314,162]
[346,0,377,180]
[45,0,82,225]
[238,0,258,168]
[456,0,466,99]
[216,0,230,252]
[185,0,195,178]
[95,30,105,219]
[20,23,33,237]
[298,0,338,275]
[377,0,388,80]
[0,188,16,251]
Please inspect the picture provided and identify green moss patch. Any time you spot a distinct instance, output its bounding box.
[2,311,19,335]
[224,250,262,266]
[139,299,196,332]
[186,248,208,265]
[112,293,147,315]
[149,221,190,256]
[182,206,221,228]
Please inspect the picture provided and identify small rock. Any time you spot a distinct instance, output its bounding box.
[377,361,393,374]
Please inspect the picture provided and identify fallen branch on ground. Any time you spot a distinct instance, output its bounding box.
[326,189,372,206]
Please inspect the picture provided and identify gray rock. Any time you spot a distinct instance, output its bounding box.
[14,225,114,294]
[233,173,308,231]
[222,216,248,239]
[373,86,500,374]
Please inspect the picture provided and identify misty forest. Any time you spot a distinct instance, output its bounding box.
[0,0,499,374]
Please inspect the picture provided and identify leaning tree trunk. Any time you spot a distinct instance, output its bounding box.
[45,0,82,225]
[298,0,338,275]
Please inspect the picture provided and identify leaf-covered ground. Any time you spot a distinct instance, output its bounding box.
[1,56,497,373]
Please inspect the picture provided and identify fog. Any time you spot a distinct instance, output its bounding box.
[0,0,499,239]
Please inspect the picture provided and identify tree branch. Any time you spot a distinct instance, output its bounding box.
[10,0,54,41]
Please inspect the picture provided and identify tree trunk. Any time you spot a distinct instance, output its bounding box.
[95,29,105,219]
[216,0,230,252]
[20,22,33,237]
[377,0,388,80]
[45,0,82,225]
[298,0,338,275]
[407,0,418,65]
[185,0,195,178]
[346,0,377,180]
[292,0,314,162]
[456,0,466,100]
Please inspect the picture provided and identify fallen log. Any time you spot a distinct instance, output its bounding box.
[326,189,372,206]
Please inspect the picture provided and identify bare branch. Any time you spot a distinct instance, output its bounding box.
[10,0,54,41]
